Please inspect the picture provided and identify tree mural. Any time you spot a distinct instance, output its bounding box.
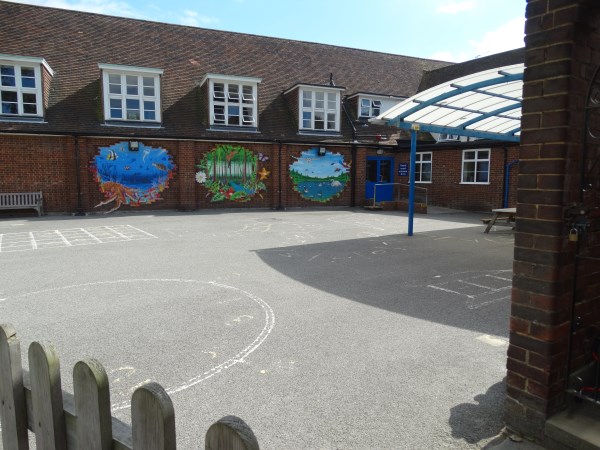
[90,142,176,213]
[289,147,350,202]
[196,144,268,202]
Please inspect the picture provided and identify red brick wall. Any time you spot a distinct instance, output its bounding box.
[395,145,519,211]
[506,0,600,442]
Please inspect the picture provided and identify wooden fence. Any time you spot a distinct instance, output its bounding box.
[0,324,259,450]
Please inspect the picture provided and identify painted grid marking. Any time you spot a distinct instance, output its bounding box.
[0,225,157,253]
[427,273,512,310]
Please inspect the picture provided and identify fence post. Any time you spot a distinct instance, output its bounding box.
[73,359,113,450]
[28,341,67,450]
[131,382,176,450]
[0,324,29,450]
[205,416,259,450]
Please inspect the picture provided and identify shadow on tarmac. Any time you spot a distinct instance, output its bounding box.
[254,224,515,336]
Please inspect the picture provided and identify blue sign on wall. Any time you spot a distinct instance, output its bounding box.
[398,163,408,176]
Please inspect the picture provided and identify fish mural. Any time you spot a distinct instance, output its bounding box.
[196,144,268,202]
[90,142,176,213]
[289,147,349,202]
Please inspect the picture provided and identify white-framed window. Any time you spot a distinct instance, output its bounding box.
[205,75,260,128]
[461,149,490,184]
[0,55,51,117]
[300,87,340,131]
[99,64,162,122]
[415,152,432,183]
[359,98,382,118]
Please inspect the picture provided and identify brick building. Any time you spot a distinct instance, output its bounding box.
[0,1,520,215]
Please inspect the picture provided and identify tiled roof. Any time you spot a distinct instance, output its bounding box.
[0,1,452,142]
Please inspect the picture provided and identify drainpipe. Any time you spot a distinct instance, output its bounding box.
[341,97,358,206]
[73,135,85,215]
[276,140,284,210]
[504,159,519,208]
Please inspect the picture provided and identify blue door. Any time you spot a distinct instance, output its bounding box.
[365,157,394,202]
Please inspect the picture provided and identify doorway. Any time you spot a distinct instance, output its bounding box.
[365,156,394,202]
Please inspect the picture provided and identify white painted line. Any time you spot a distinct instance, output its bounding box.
[54,230,73,246]
[0,233,3,253]
[29,232,37,250]
[477,334,508,347]
[427,284,472,298]
[127,225,157,238]
[104,226,131,240]
[80,228,103,243]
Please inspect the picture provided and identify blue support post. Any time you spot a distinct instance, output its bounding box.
[408,127,418,236]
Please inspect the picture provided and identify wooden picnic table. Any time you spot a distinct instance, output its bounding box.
[483,207,516,233]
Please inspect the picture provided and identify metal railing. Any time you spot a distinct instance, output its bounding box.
[372,183,428,207]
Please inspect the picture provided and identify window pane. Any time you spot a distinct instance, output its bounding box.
[422,153,432,161]
[242,85,254,102]
[327,112,335,130]
[110,109,122,119]
[108,74,122,94]
[126,75,138,95]
[372,107,380,116]
[23,103,37,114]
[366,160,377,182]
[144,100,155,112]
[314,111,324,129]
[214,104,225,123]
[302,91,312,108]
[213,83,225,100]
[126,98,139,109]
[302,111,311,128]
[463,162,475,182]
[126,98,140,120]
[228,105,240,125]
[2,91,18,102]
[327,93,336,110]
[360,106,370,117]
[2,102,17,114]
[464,151,475,160]
[1,65,16,87]
[372,100,382,107]
[361,99,370,107]
[144,110,156,120]
[422,165,432,182]
[478,150,490,160]
[143,77,155,96]
[380,160,391,182]
[228,84,239,101]
[22,93,37,104]
[20,67,36,88]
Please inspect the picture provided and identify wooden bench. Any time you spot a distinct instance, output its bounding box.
[482,207,516,233]
[0,192,44,216]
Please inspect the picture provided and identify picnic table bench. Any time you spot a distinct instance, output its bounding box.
[0,192,44,216]
[482,207,516,233]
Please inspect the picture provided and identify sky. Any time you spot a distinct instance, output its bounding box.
[6,0,527,62]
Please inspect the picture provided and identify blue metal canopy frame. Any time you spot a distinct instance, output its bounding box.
[373,63,524,235]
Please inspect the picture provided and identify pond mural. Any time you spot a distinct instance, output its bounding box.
[90,142,176,213]
[196,144,268,202]
[289,147,350,202]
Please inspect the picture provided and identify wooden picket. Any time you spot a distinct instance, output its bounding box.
[0,324,259,450]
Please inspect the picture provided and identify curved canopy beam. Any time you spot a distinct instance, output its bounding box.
[374,63,524,142]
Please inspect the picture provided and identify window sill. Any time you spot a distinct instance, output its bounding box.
[298,130,342,137]
[0,116,47,124]
[102,121,163,129]
[459,182,490,185]
[208,126,260,133]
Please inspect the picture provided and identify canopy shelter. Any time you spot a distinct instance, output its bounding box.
[374,63,524,142]
[370,63,524,235]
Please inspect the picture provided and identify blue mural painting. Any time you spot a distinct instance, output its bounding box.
[90,142,176,213]
[289,147,350,202]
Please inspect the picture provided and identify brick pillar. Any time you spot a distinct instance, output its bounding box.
[506,0,600,440]
[177,141,196,210]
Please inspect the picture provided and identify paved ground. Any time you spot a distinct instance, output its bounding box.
[0,207,518,449]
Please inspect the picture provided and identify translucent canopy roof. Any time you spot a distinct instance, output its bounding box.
[374,63,524,142]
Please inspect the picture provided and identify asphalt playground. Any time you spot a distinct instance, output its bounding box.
[0,207,516,449]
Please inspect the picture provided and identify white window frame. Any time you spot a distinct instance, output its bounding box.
[204,74,260,128]
[0,55,51,117]
[99,64,163,123]
[359,97,382,118]
[415,152,432,183]
[461,149,490,184]
[299,87,340,132]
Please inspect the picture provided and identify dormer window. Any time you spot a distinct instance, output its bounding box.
[202,74,260,129]
[360,98,382,118]
[0,54,53,118]
[99,64,162,123]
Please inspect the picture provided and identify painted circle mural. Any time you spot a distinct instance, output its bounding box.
[90,142,176,213]
[289,147,350,202]
[196,144,269,202]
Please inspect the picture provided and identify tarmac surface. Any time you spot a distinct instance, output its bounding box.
[0,207,527,449]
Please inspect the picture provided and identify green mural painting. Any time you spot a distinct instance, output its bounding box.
[289,147,350,202]
[196,144,269,202]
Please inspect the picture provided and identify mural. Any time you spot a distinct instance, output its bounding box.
[90,142,176,213]
[196,144,268,202]
[289,147,350,202]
